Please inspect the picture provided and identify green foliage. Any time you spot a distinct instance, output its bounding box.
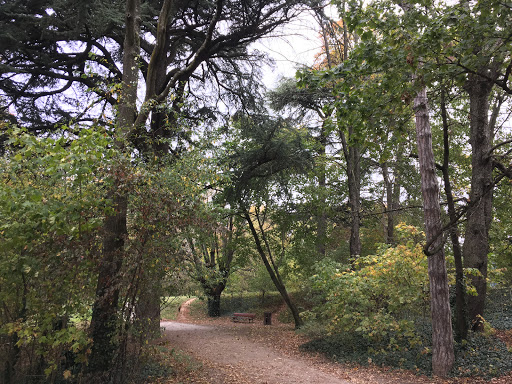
[0,126,115,378]
[310,224,429,349]
[453,332,512,379]
[302,326,512,378]
[485,288,512,330]
[0,124,221,379]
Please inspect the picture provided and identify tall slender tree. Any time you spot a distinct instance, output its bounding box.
[400,1,454,375]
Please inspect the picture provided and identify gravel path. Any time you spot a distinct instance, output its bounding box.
[161,319,352,384]
[156,299,512,384]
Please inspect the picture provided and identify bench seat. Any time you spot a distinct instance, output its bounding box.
[231,313,256,323]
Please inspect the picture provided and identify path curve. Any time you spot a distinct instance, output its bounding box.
[161,320,351,384]
[159,299,440,384]
[176,297,196,322]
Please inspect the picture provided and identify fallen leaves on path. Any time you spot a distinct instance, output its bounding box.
[151,299,512,384]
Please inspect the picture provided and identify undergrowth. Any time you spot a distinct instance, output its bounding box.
[486,288,512,330]
[136,341,202,383]
[301,317,512,379]
[199,291,285,317]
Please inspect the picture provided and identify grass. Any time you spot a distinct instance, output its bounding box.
[161,296,195,320]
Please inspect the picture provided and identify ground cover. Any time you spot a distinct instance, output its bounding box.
[142,291,512,383]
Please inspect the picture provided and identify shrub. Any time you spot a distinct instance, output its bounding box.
[310,224,429,350]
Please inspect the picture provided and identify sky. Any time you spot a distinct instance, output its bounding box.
[255,7,338,90]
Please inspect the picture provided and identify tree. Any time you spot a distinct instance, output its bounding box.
[186,214,237,317]
[411,83,454,377]
[316,0,457,375]
[0,0,310,134]
[87,0,140,374]
[269,75,335,260]
[223,113,311,328]
[397,0,512,333]
[2,0,317,376]
[445,1,511,330]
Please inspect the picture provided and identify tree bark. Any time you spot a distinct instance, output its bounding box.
[88,0,140,375]
[382,162,395,245]
[135,278,162,339]
[316,123,328,258]
[462,72,494,331]
[414,86,454,377]
[132,32,171,341]
[340,129,361,258]
[440,89,468,341]
[244,210,303,328]
[206,287,225,317]
[348,143,361,257]
[89,193,127,373]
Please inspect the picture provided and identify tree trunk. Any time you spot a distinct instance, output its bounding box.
[341,128,361,258]
[207,289,223,317]
[414,86,454,377]
[440,89,468,342]
[462,72,494,331]
[382,162,395,245]
[135,278,162,340]
[244,210,303,328]
[89,193,127,373]
[316,123,327,258]
[132,57,169,340]
[348,145,361,257]
[88,0,140,375]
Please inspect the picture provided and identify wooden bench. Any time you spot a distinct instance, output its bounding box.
[231,313,256,323]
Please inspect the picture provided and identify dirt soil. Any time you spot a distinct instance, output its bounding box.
[155,299,512,384]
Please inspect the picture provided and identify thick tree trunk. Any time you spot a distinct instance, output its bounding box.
[207,288,224,317]
[440,89,468,341]
[89,193,127,373]
[133,49,170,341]
[88,0,140,375]
[463,73,494,331]
[135,278,162,339]
[414,86,454,377]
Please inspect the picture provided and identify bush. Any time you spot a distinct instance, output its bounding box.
[310,224,429,350]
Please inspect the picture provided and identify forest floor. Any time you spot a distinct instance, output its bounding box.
[152,299,512,384]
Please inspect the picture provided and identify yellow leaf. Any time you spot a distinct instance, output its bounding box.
[63,370,72,380]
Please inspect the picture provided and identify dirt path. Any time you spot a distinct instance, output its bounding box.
[162,320,352,384]
[159,300,445,384]
[176,297,196,322]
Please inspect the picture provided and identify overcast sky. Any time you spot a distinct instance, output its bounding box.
[255,8,335,90]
